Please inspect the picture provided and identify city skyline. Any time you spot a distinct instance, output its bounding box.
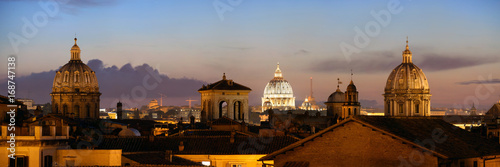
[1,0,500,109]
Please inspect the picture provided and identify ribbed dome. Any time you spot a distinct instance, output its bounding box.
[327,88,345,103]
[52,38,99,93]
[263,63,294,96]
[385,39,429,93]
[262,63,295,109]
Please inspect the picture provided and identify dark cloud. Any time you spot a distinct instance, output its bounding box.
[1,59,206,108]
[309,52,498,73]
[456,78,500,85]
[416,54,499,71]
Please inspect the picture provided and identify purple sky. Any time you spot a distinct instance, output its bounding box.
[1,0,499,109]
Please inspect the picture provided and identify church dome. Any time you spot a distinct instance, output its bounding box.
[263,63,294,97]
[52,38,99,93]
[262,63,295,109]
[385,40,429,92]
[327,88,345,103]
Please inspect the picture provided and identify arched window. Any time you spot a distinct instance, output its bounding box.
[348,108,351,115]
[415,103,420,114]
[219,101,227,118]
[64,72,69,82]
[234,101,242,120]
[74,72,79,83]
[86,104,91,118]
[354,108,357,115]
[74,105,80,118]
[399,103,404,114]
[63,104,68,115]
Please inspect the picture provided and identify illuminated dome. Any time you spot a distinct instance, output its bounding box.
[383,38,431,116]
[52,38,99,92]
[51,38,101,118]
[262,63,296,111]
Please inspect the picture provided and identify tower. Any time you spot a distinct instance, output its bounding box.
[262,63,296,111]
[51,38,101,119]
[117,101,123,120]
[199,73,251,123]
[384,38,431,116]
[341,73,360,119]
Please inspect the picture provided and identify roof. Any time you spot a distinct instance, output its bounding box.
[198,77,251,91]
[259,116,500,161]
[211,116,243,125]
[98,135,298,155]
[26,114,78,125]
[0,94,24,105]
[283,161,309,167]
[122,152,203,166]
[169,129,255,137]
[486,102,500,118]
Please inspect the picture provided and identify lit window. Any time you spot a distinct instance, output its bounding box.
[201,161,210,166]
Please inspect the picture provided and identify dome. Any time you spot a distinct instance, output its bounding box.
[383,38,431,117]
[385,40,429,92]
[118,128,141,136]
[52,38,99,93]
[327,88,345,103]
[262,63,295,110]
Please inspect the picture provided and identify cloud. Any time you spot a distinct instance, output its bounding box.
[56,0,118,15]
[456,78,500,85]
[416,54,499,71]
[220,46,252,51]
[0,59,206,108]
[309,51,398,73]
[293,49,309,56]
[309,51,498,74]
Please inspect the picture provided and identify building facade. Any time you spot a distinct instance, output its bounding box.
[199,73,251,123]
[384,39,431,116]
[50,38,101,119]
[262,63,296,111]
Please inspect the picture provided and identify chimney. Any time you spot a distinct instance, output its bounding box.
[165,150,173,163]
[179,141,184,152]
[149,135,154,142]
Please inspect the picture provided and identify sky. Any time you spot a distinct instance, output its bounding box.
[1,0,499,110]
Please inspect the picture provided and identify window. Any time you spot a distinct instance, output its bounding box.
[415,103,419,113]
[399,103,404,114]
[459,161,465,167]
[9,156,28,167]
[75,72,79,82]
[44,156,53,167]
[473,161,478,167]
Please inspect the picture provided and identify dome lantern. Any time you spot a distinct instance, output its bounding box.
[70,38,81,61]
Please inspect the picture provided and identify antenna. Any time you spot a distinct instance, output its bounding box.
[310,77,313,98]
[158,93,166,106]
